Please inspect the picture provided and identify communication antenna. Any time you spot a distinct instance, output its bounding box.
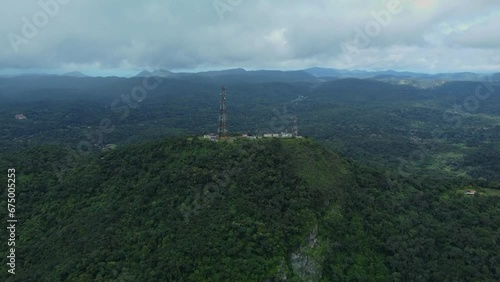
[291,117,298,137]
[218,85,228,138]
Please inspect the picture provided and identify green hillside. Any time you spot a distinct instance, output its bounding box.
[1,138,499,281]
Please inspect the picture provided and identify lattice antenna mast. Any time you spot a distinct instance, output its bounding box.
[292,117,298,137]
[218,85,228,138]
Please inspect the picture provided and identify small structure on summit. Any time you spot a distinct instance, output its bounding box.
[261,117,300,138]
[15,114,27,120]
[203,133,218,142]
[262,132,293,138]
[464,190,477,195]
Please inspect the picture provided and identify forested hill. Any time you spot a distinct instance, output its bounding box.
[1,138,499,281]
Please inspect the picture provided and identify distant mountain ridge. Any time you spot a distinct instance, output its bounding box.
[61,71,89,78]
[130,67,499,82]
[303,67,495,81]
[135,69,174,77]
[3,67,498,83]
[134,68,318,83]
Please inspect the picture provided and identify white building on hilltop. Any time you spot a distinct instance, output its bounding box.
[262,132,295,138]
[203,134,218,142]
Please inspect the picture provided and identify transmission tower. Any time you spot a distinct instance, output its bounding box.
[291,117,299,137]
[218,85,228,138]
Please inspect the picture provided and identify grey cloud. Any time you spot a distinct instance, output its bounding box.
[1,0,499,73]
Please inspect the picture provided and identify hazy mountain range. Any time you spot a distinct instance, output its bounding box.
[2,68,498,83]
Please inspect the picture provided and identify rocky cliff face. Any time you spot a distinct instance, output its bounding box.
[290,224,324,281]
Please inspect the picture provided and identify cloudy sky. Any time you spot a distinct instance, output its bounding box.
[1,0,500,76]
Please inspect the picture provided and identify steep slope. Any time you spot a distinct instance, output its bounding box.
[1,138,352,281]
[1,138,499,281]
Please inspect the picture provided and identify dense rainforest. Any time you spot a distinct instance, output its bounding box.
[0,138,499,281]
[1,74,498,183]
[0,73,499,281]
